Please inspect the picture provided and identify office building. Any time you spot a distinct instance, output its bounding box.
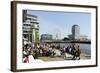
[68,24,88,40]
[40,34,53,42]
[72,25,80,39]
[23,10,39,43]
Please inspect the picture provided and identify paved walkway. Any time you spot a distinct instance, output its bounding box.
[38,53,91,61]
[38,56,64,61]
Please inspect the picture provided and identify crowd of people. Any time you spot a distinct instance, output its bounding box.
[23,42,81,63]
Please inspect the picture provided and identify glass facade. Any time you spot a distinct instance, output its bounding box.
[72,25,80,40]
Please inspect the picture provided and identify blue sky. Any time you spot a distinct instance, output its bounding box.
[27,10,91,39]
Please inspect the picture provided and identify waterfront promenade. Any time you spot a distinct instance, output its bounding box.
[23,41,91,63]
[38,52,91,61]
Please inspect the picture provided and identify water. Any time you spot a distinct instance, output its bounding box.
[54,43,91,55]
[79,44,91,55]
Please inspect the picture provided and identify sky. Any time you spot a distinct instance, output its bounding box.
[27,10,91,39]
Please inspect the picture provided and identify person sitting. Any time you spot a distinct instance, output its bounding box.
[72,45,81,60]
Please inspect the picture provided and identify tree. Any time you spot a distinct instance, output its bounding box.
[62,37,69,41]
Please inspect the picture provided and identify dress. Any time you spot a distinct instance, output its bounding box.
[28,55,34,63]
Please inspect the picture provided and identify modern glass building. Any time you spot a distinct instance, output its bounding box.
[72,25,80,40]
[23,10,39,43]
[68,25,88,40]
